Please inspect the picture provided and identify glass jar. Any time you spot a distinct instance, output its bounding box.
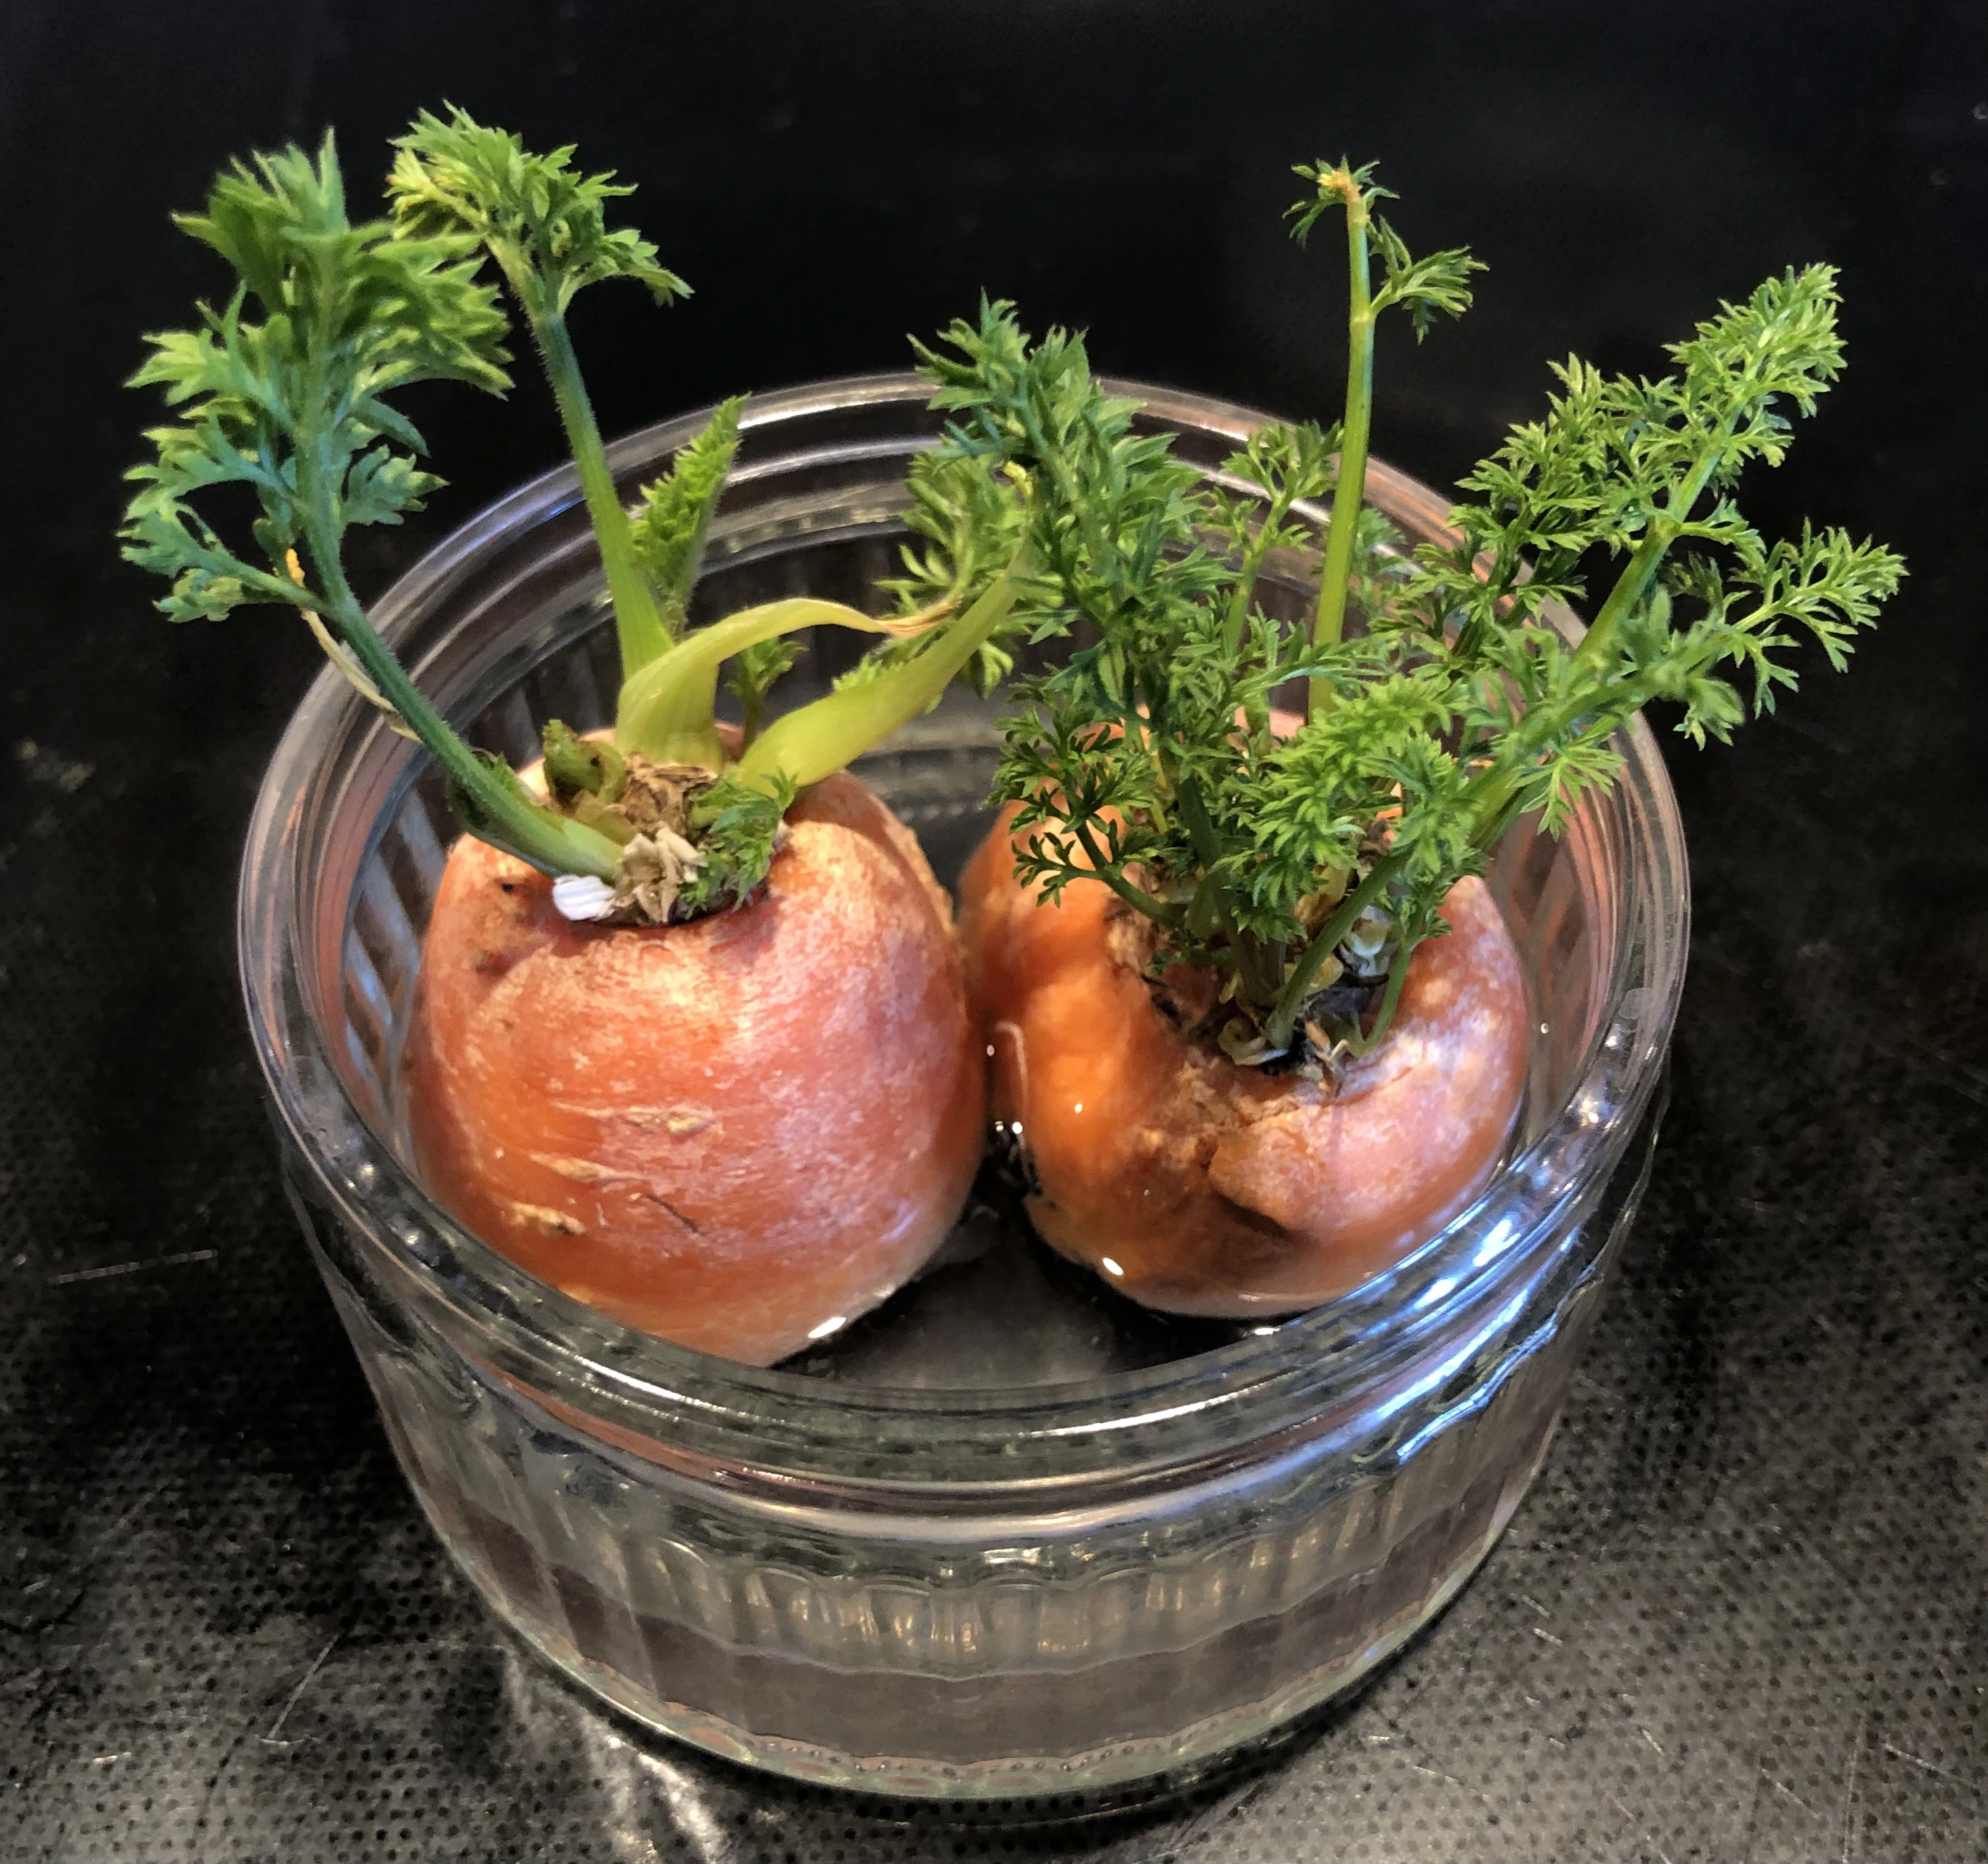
[239,375,1688,1798]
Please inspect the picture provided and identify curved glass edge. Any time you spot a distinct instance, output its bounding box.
[238,373,1690,1474]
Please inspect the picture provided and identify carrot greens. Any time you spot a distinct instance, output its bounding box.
[118,133,622,882]
[387,107,688,676]
[125,129,1899,985]
[908,162,1903,1070]
[125,115,1029,921]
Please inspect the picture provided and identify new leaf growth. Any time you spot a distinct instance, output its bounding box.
[922,165,1902,1069]
[1288,159,1481,705]
[119,133,622,881]
[389,107,688,674]
[128,116,1036,920]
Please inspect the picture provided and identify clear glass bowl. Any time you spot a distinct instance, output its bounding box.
[239,375,1689,1798]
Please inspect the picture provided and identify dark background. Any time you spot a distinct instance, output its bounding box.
[4,3,1987,1859]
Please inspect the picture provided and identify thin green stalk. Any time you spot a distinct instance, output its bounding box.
[1462,760,1524,855]
[1265,851,1402,1050]
[1462,659,1670,857]
[1175,773,1282,998]
[528,299,671,676]
[1225,481,1297,650]
[1071,820,1185,929]
[1449,549,1523,667]
[1574,438,1729,675]
[1174,775,1227,884]
[1234,934,1286,1011]
[1342,944,1413,1056]
[1570,525,1671,679]
[1310,179,1375,718]
[1466,445,1732,851]
[299,467,619,880]
[738,683,770,753]
[1465,442,1736,847]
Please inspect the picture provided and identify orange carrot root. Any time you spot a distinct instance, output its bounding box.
[408,771,985,1365]
[960,806,1530,1316]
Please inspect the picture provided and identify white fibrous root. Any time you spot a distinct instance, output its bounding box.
[552,875,617,921]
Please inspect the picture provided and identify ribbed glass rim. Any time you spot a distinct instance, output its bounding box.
[239,372,1689,1495]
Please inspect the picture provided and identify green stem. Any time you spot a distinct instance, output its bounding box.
[1175,773,1280,1000]
[1342,944,1414,1057]
[1462,761,1523,855]
[1573,442,1726,675]
[526,294,671,677]
[1311,183,1375,719]
[1234,934,1285,1010]
[1069,819,1185,929]
[1570,526,1670,679]
[297,458,619,880]
[615,597,925,769]
[1449,548,1523,666]
[734,565,1025,795]
[1462,662,1665,857]
[1265,851,1402,1050]
[1225,482,1296,651]
[1175,775,1227,880]
[1461,439,1734,855]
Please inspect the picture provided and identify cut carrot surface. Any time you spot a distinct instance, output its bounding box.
[406,771,985,1366]
[960,806,1530,1317]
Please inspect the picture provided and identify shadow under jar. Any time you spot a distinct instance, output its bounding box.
[240,374,1689,1798]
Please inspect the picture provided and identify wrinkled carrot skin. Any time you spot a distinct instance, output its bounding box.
[959,806,1530,1316]
[406,771,985,1366]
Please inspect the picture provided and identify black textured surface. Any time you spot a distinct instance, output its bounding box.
[4,4,1987,1858]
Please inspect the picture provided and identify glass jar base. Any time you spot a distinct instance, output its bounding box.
[399,1387,1556,1798]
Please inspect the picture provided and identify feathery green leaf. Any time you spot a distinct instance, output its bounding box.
[121,131,627,884]
[389,105,687,315]
[629,394,746,626]
[121,131,510,628]
[677,772,797,915]
[922,233,1899,1065]
[390,105,689,679]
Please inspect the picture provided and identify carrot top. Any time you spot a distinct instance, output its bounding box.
[122,112,1031,923]
[121,130,1904,994]
[898,162,1905,1069]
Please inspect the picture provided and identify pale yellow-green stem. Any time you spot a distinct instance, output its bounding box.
[734,572,1024,796]
[614,598,953,769]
